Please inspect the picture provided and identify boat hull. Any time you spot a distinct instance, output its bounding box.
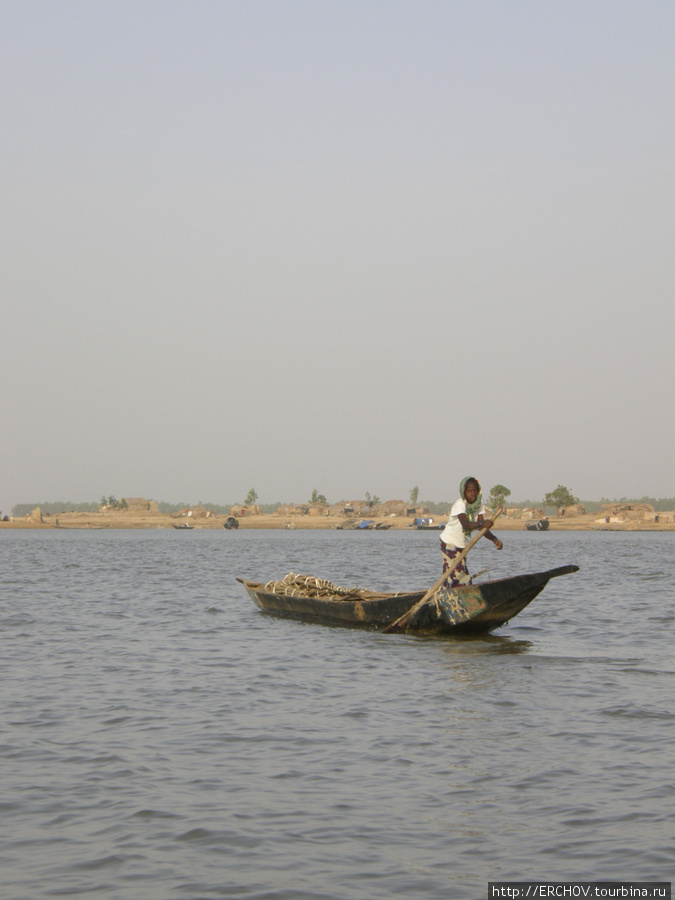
[239,566,579,635]
[525,518,550,531]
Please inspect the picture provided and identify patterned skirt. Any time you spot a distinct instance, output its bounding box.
[440,540,472,587]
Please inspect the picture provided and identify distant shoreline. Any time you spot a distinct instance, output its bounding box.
[2,510,674,532]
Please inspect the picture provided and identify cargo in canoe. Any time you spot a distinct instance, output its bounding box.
[238,566,579,635]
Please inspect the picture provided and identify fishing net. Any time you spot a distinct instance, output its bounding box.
[263,573,367,602]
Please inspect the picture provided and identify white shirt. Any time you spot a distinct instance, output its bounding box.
[440,497,486,549]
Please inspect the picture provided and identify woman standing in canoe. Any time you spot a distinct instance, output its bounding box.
[440,477,503,586]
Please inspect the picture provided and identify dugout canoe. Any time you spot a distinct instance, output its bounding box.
[237,565,579,635]
[525,518,550,531]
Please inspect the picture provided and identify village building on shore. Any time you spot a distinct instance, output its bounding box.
[3,497,673,531]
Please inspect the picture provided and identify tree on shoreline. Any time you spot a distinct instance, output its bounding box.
[489,484,511,510]
[99,495,128,509]
[544,485,579,510]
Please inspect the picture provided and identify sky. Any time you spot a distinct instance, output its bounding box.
[2,0,673,512]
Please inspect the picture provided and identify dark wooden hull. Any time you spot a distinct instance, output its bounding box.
[238,566,579,635]
[525,518,550,531]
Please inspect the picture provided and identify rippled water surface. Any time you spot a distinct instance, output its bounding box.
[1,529,673,899]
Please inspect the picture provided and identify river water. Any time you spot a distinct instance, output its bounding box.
[1,529,672,899]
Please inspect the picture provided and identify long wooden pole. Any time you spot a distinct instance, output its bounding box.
[382,508,503,634]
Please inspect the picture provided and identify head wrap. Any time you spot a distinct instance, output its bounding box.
[460,477,482,518]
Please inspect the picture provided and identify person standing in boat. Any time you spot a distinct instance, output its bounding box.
[440,476,503,587]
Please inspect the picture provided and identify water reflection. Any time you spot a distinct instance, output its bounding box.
[407,631,534,654]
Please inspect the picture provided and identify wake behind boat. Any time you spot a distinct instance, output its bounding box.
[238,566,579,635]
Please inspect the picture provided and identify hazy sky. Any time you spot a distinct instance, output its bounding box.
[2,0,673,511]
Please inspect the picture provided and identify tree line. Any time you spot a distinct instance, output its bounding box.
[11,489,675,518]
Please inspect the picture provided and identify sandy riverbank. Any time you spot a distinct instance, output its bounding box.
[2,511,674,532]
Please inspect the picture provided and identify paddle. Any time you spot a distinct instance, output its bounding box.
[382,508,503,634]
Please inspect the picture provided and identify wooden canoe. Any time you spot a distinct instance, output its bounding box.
[525,518,550,531]
[238,566,579,635]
